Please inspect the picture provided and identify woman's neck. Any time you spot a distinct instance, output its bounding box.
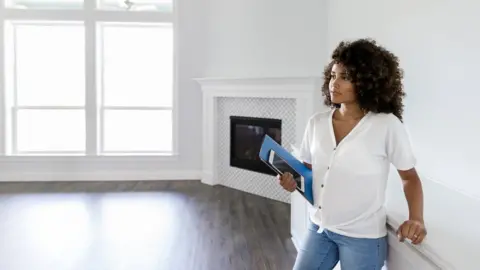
[336,103,365,120]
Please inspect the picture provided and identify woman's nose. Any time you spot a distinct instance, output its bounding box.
[331,78,339,87]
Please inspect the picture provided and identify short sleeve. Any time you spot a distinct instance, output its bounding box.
[299,117,314,164]
[386,115,417,171]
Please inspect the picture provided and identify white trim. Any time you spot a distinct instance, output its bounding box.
[7,20,83,26]
[97,21,106,153]
[0,155,178,162]
[10,107,17,154]
[97,21,172,28]
[13,106,85,110]
[194,76,321,88]
[195,77,321,99]
[291,236,300,252]
[102,106,173,110]
[0,9,174,22]
[387,216,454,269]
[11,24,18,107]
[0,18,4,155]
[386,227,444,270]
[170,0,179,159]
[85,3,97,155]
[100,150,175,155]
[14,150,85,155]
[200,90,216,186]
[5,0,172,11]
[0,170,201,181]
[10,24,18,155]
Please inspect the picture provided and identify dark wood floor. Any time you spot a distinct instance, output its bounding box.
[0,181,296,270]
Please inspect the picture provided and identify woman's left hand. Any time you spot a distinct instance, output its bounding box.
[397,219,427,245]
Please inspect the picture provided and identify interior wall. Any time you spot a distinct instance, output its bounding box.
[202,0,327,78]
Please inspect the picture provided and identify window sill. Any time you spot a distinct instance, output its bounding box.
[0,153,180,163]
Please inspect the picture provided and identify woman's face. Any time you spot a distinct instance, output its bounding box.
[329,63,357,105]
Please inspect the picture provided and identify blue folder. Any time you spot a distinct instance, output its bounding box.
[259,135,314,205]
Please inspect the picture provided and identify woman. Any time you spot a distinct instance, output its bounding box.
[279,38,427,270]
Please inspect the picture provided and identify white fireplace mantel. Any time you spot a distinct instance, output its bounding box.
[194,76,322,186]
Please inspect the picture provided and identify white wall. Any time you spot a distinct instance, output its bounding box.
[327,0,480,268]
[202,0,327,78]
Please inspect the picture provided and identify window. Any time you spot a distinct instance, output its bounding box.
[99,0,172,12]
[98,23,173,155]
[1,0,176,156]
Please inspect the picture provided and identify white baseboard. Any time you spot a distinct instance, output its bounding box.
[0,170,202,182]
[291,236,300,251]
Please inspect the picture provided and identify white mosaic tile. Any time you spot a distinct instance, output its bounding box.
[217,97,297,203]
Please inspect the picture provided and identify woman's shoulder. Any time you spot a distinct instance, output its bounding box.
[369,112,402,125]
[302,109,332,132]
[308,108,333,123]
[368,112,407,135]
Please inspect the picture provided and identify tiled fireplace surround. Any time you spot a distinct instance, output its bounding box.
[195,77,320,201]
[217,97,296,202]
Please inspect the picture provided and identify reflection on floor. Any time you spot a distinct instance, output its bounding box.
[0,180,296,270]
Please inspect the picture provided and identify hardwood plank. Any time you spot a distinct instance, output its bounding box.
[0,181,296,270]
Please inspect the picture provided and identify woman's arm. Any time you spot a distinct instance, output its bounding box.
[396,167,427,245]
[399,168,424,220]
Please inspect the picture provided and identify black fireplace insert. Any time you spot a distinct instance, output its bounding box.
[229,115,282,175]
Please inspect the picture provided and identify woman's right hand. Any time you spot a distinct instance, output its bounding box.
[277,172,297,192]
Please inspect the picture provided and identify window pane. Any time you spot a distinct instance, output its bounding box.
[103,110,172,152]
[101,24,173,107]
[6,0,83,10]
[97,0,172,12]
[16,110,85,152]
[15,23,85,106]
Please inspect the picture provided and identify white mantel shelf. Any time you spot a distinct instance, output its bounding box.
[194,76,321,186]
[195,77,322,98]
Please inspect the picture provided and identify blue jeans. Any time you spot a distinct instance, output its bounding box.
[293,221,388,270]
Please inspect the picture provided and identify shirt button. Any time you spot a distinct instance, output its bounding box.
[318,206,322,209]
[327,166,330,170]
[321,184,324,188]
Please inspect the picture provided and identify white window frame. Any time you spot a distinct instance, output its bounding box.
[5,20,86,156]
[0,0,179,157]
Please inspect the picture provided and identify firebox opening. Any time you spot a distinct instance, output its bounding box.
[229,115,282,175]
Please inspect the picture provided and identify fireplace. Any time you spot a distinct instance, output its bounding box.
[229,115,282,175]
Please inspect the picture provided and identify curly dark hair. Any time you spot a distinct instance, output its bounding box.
[322,38,405,121]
